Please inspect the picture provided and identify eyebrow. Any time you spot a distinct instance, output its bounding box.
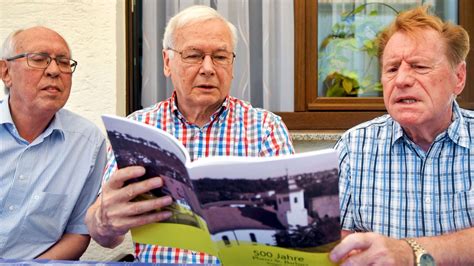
[29,49,70,56]
[184,46,230,51]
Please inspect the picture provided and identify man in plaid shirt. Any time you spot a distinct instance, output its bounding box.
[85,5,293,264]
[330,6,474,266]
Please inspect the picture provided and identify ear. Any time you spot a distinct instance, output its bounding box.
[163,49,171,77]
[0,60,12,88]
[453,61,466,96]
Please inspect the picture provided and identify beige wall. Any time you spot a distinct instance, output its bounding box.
[0,0,130,260]
[0,0,127,128]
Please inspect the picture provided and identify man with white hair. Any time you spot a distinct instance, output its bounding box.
[86,5,294,264]
[0,26,106,259]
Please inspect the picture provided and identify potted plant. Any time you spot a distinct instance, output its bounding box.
[318,3,398,97]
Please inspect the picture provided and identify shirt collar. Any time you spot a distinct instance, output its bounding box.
[446,100,470,149]
[391,100,470,149]
[0,94,64,143]
[44,111,65,140]
[391,119,405,146]
[0,94,14,126]
[171,91,230,126]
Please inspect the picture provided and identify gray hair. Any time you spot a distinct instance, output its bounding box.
[1,26,72,94]
[1,29,22,59]
[162,5,238,52]
[1,29,23,94]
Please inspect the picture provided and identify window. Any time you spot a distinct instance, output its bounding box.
[222,235,231,246]
[249,233,257,242]
[125,0,474,130]
[280,0,474,130]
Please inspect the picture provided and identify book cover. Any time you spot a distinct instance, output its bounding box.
[102,114,340,266]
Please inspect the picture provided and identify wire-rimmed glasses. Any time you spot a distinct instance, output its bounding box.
[4,52,78,74]
[168,48,235,65]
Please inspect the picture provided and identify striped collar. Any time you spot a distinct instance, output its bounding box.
[391,100,470,149]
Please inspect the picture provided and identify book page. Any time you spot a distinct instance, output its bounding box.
[102,115,189,163]
[188,149,340,266]
[101,115,217,256]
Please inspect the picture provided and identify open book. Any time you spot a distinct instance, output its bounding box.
[102,115,341,266]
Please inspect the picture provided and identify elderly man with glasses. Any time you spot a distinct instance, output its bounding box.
[85,5,294,265]
[0,26,106,260]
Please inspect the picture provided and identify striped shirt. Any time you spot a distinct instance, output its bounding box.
[335,101,474,239]
[103,93,294,264]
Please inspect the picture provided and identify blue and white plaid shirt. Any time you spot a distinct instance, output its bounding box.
[335,101,474,239]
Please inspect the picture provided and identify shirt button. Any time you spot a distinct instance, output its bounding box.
[19,175,25,180]
[34,195,40,200]
[8,205,15,211]
[425,197,431,204]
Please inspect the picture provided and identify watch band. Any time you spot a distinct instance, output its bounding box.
[403,238,433,266]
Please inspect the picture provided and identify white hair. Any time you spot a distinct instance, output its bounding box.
[1,29,22,94]
[1,29,22,59]
[162,5,238,52]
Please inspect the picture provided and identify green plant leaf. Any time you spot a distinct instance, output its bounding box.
[342,78,353,94]
[363,39,373,49]
[352,5,366,15]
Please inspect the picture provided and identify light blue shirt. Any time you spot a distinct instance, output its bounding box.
[336,101,474,239]
[0,95,107,259]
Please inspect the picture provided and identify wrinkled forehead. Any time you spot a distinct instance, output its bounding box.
[174,19,233,49]
[14,27,71,56]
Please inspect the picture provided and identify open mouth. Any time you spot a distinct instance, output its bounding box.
[396,98,418,104]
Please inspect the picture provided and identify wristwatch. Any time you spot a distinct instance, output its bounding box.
[404,238,436,266]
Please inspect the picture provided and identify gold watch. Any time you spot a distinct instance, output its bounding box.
[404,238,436,266]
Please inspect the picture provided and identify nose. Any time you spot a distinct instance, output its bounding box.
[199,55,216,77]
[44,59,61,77]
[394,62,415,88]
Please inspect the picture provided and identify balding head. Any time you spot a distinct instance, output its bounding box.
[1,26,71,94]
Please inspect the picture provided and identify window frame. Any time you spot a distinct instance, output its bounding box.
[277,0,474,130]
[125,0,474,130]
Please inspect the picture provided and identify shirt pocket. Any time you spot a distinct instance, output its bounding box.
[450,189,474,230]
[20,192,68,243]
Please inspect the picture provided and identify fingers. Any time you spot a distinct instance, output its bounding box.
[123,207,173,229]
[96,165,174,238]
[330,233,373,263]
[107,166,146,190]
[330,233,408,266]
[123,196,173,217]
[105,166,165,203]
[97,195,174,237]
[119,177,164,202]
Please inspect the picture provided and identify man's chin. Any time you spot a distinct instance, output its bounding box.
[189,97,224,111]
[390,111,423,126]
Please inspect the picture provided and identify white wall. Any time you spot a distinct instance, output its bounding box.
[0,0,130,261]
[0,0,127,129]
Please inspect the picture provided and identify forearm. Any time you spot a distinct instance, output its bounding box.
[85,199,125,248]
[36,233,90,260]
[417,227,474,265]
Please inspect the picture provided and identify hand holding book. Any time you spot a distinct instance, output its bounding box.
[100,115,341,266]
[95,166,173,247]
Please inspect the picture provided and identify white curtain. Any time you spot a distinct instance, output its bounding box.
[141,0,294,112]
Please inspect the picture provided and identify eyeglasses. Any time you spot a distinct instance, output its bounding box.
[168,48,235,65]
[4,53,78,74]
